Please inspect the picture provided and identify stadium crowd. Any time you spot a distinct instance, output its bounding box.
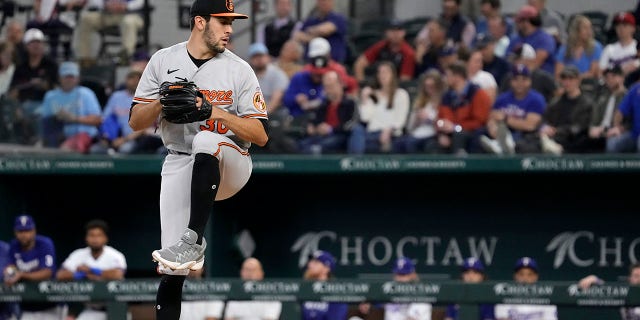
[0,0,640,156]
[2,1,640,319]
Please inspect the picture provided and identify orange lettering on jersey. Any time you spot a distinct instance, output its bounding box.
[223,90,233,102]
[215,90,227,101]
[200,119,215,132]
[197,89,234,133]
[216,121,229,134]
[199,89,233,106]
[199,120,229,134]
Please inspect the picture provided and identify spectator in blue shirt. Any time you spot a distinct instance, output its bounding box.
[554,14,603,80]
[606,81,640,153]
[301,250,348,320]
[4,214,65,319]
[90,69,164,154]
[0,240,8,280]
[40,61,102,153]
[283,58,327,131]
[292,0,348,63]
[507,5,556,75]
[0,240,19,320]
[481,64,546,155]
[475,0,515,42]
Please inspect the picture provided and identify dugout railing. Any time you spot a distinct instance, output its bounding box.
[0,279,638,319]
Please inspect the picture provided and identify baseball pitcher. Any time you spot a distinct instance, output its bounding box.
[128,0,268,318]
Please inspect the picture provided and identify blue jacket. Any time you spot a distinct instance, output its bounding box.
[283,71,324,118]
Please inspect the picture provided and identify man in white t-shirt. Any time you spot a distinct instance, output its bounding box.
[600,12,639,77]
[56,219,127,320]
[224,257,282,320]
[494,257,557,320]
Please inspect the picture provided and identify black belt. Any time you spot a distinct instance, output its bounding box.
[167,149,190,155]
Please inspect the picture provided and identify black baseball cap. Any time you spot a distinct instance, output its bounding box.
[475,34,495,49]
[604,65,624,76]
[386,19,404,30]
[190,0,248,19]
[559,66,580,78]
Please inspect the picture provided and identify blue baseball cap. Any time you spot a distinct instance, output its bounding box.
[393,257,416,275]
[14,214,35,231]
[514,257,538,273]
[511,63,530,77]
[461,257,485,272]
[59,61,80,77]
[309,250,336,271]
[439,45,457,57]
[248,42,268,57]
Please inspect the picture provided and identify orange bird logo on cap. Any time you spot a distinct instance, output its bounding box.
[226,0,234,11]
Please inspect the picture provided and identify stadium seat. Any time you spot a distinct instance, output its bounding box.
[346,19,359,36]
[349,31,382,59]
[359,17,391,36]
[0,96,19,143]
[97,0,154,62]
[581,10,609,28]
[399,79,420,102]
[402,16,431,45]
[80,64,116,108]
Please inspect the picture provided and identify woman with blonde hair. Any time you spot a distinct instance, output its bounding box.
[393,69,446,153]
[554,14,603,80]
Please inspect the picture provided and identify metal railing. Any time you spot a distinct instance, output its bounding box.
[1,279,638,319]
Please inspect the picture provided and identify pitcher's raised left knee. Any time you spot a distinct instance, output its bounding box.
[192,131,224,155]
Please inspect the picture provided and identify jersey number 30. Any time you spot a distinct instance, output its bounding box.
[200,120,229,134]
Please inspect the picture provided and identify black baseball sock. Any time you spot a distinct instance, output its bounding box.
[188,153,220,244]
[155,274,186,320]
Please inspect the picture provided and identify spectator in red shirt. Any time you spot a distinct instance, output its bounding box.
[353,19,416,84]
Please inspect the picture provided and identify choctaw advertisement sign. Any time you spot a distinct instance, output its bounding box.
[286,230,639,280]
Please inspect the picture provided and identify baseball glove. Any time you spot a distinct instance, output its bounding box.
[159,81,212,124]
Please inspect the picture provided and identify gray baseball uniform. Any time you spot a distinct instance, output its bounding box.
[133,41,268,275]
